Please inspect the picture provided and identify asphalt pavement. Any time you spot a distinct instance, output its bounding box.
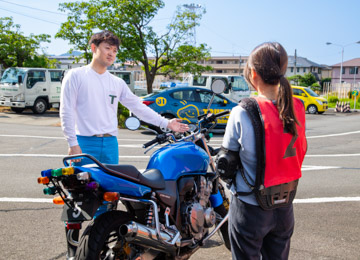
[0,109,359,260]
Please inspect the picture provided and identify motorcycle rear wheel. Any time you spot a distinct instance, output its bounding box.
[214,203,231,251]
[75,211,137,260]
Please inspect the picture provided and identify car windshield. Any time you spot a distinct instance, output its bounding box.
[142,88,167,98]
[228,76,249,91]
[305,87,319,97]
[0,68,26,84]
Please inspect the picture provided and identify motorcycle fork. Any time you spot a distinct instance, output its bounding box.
[200,136,216,172]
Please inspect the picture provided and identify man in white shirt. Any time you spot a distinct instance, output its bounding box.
[60,30,188,164]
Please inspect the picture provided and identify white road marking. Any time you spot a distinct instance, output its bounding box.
[0,134,152,142]
[1,196,359,204]
[306,154,360,157]
[0,154,150,159]
[302,165,341,171]
[307,130,360,139]
[294,197,360,203]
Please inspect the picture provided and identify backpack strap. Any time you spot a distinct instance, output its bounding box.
[235,98,265,195]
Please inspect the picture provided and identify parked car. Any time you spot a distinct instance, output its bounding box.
[291,86,328,114]
[141,86,238,128]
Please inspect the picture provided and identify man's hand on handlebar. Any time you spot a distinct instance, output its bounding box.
[167,118,189,133]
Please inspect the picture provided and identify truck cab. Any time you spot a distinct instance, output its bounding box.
[185,74,250,102]
[0,67,64,114]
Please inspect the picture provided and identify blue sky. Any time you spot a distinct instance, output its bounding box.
[0,0,359,66]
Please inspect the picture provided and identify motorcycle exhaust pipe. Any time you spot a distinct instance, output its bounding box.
[120,221,179,253]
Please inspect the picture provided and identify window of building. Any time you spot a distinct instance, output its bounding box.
[291,67,294,73]
[303,68,306,73]
[318,68,322,74]
[349,67,359,74]
[216,70,223,73]
[342,67,345,74]
[216,60,223,64]
[297,68,300,73]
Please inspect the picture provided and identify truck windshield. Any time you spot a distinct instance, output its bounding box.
[0,68,26,84]
[228,76,249,91]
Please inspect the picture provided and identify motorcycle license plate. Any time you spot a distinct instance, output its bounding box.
[61,194,101,222]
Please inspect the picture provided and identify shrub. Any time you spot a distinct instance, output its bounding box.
[310,82,321,92]
[117,103,130,128]
[328,96,339,103]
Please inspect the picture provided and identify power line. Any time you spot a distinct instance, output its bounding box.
[0,0,66,16]
[0,7,61,25]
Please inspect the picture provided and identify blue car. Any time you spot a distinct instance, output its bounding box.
[142,86,238,128]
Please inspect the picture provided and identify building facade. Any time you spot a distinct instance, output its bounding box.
[331,58,360,84]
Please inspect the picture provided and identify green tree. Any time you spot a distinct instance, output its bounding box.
[287,74,303,85]
[23,54,57,68]
[299,72,317,87]
[57,0,212,93]
[55,2,95,64]
[0,17,51,68]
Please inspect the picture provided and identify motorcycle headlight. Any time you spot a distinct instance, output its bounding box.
[316,100,323,105]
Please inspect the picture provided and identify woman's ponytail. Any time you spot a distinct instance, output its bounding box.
[277,76,299,136]
[244,42,300,136]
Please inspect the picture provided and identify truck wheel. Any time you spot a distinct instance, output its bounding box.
[11,107,25,114]
[32,98,47,114]
[307,105,317,114]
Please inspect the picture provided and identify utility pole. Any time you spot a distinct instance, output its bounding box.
[294,49,297,76]
[183,3,202,46]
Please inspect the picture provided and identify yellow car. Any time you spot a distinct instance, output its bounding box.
[291,86,328,114]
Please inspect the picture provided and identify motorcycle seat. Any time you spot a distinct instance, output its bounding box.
[103,164,166,190]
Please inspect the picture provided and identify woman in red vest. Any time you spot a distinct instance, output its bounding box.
[221,42,307,259]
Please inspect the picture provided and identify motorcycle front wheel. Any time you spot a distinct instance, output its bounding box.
[75,211,137,260]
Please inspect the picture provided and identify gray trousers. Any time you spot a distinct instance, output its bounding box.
[229,196,294,260]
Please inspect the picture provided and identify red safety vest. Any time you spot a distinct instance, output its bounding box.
[254,97,307,187]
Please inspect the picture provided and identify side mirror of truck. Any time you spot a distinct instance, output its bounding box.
[18,75,22,84]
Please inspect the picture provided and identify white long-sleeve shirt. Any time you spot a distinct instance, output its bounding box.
[60,65,169,147]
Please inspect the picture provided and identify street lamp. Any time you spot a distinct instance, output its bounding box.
[326,41,360,98]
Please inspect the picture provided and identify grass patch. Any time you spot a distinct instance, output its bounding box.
[328,97,360,109]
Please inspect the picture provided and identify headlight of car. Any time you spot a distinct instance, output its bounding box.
[316,100,323,105]
[14,93,24,101]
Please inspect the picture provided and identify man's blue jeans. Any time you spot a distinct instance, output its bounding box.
[76,135,119,217]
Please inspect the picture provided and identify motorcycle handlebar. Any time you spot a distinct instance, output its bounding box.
[143,138,158,148]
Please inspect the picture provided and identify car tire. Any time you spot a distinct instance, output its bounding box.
[32,98,47,114]
[307,105,317,114]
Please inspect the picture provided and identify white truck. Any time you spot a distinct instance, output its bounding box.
[183,74,251,102]
[0,67,64,114]
[0,68,137,114]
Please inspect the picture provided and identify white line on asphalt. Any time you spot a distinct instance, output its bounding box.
[294,197,360,203]
[0,154,150,158]
[307,130,360,139]
[0,134,152,142]
[1,196,359,204]
[306,154,360,157]
[1,153,359,159]
[301,165,341,171]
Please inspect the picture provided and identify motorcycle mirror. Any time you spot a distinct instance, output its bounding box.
[188,124,197,132]
[125,117,141,131]
[211,79,226,94]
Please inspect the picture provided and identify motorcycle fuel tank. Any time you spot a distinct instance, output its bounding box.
[147,142,210,180]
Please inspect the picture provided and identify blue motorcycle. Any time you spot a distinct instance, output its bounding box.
[38,80,231,260]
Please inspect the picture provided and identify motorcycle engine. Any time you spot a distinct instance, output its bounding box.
[180,176,217,240]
